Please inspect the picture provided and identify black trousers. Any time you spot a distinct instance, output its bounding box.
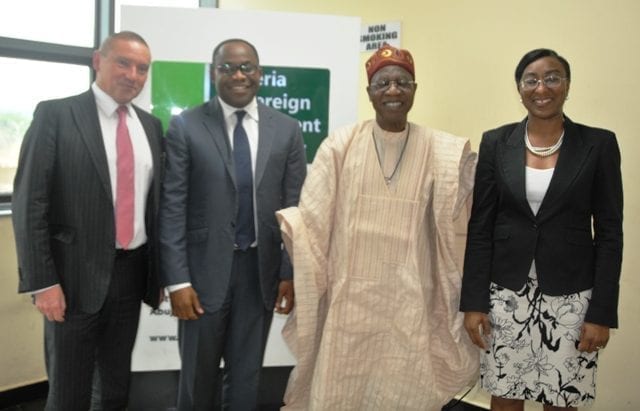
[177,247,274,411]
[44,247,147,411]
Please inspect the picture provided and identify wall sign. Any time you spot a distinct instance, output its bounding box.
[360,21,401,52]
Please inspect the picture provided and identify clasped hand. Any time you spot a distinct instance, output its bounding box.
[463,312,609,353]
[169,280,295,320]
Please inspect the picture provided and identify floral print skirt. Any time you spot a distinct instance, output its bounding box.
[480,275,598,407]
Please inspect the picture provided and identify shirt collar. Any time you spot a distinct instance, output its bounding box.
[217,96,259,122]
[91,82,132,117]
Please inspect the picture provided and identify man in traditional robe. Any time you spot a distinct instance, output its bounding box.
[276,44,479,410]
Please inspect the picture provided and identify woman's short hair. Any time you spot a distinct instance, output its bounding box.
[514,48,571,85]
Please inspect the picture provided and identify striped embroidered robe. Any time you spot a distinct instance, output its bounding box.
[277,120,479,410]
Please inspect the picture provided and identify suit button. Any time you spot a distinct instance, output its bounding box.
[532,223,538,229]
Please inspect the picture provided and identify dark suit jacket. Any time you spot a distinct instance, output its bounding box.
[460,116,623,327]
[159,98,307,311]
[12,89,164,312]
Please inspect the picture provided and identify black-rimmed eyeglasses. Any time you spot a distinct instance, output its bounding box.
[215,63,259,76]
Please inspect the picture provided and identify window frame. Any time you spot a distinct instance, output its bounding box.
[0,0,111,208]
[0,0,209,209]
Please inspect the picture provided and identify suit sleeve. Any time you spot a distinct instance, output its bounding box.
[586,132,623,327]
[278,123,307,280]
[12,102,60,293]
[159,115,192,287]
[460,131,499,313]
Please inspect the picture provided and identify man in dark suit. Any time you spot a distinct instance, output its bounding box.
[160,38,307,410]
[12,31,163,410]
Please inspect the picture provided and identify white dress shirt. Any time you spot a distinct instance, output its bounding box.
[92,82,154,250]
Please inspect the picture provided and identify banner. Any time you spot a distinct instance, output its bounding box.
[151,61,330,162]
[123,5,360,371]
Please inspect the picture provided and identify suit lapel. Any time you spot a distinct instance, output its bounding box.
[202,99,235,184]
[255,104,274,188]
[501,119,533,218]
[537,117,591,220]
[71,90,113,201]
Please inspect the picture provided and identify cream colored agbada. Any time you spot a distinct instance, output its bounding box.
[277,120,478,410]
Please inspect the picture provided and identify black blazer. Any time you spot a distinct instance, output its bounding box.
[460,116,623,327]
[12,90,164,312]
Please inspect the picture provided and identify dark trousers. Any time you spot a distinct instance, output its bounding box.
[44,247,147,411]
[177,248,274,411]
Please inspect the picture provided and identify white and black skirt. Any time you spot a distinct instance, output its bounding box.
[480,273,598,407]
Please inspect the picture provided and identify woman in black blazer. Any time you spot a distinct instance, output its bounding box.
[460,49,623,410]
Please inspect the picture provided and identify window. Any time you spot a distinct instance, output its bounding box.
[0,0,204,205]
[0,58,90,196]
[115,0,199,30]
[0,1,96,204]
[0,1,95,47]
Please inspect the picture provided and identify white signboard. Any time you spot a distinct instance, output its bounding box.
[122,5,361,371]
[360,21,401,52]
[132,295,180,370]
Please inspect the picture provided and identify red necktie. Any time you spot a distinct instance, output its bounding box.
[116,105,134,249]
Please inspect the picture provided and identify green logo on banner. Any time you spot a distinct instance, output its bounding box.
[151,61,330,162]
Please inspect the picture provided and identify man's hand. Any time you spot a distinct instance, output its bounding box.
[463,311,491,350]
[170,286,204,320]
[34,285,66,322]
[275,280,294,314]
[577,322,610,353]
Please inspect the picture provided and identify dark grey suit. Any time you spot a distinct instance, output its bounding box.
[461,116,623,327]
[12,89,163,410]
[160,98,306,409]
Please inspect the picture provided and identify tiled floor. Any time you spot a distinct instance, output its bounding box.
[0,371,486,411]
[1,399,486,411]
[1,400,45,411]
[2,402,485,410]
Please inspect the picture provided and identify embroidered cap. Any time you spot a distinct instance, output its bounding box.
[365,44,415,83]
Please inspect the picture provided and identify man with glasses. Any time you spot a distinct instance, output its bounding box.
[159,38,306,410]
[275,44,478,409]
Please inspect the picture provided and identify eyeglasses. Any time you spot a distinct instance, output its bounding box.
[520,75,567,91]
[370,78,415,92]
[215,62,259,76]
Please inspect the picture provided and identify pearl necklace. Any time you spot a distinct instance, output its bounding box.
[524,122,564,157]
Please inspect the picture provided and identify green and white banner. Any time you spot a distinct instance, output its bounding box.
[151,62,330,162]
